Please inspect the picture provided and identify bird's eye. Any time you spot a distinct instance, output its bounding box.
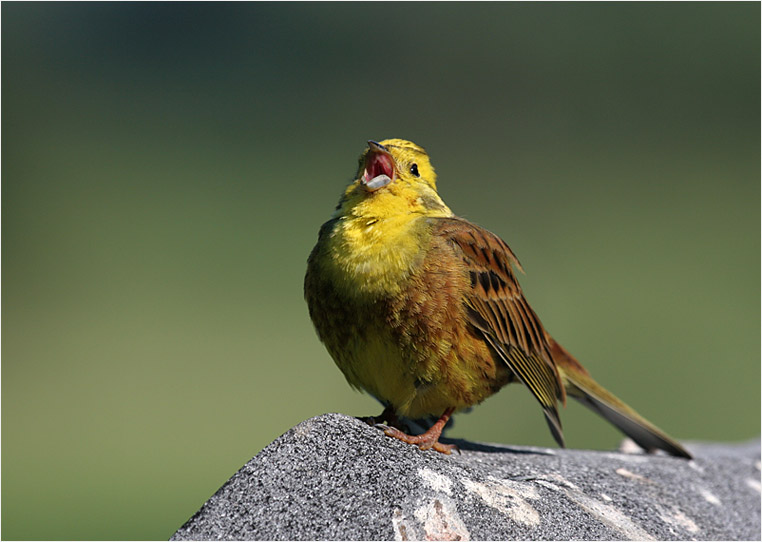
[410,164,420,177]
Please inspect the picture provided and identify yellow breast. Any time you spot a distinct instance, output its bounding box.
[306,213,433,412]
[304,181,503,418]
[323,213,431,298]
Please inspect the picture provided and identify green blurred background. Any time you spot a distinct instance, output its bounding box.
[2,2,759,540]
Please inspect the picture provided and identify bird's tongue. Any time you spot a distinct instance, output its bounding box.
[363,152,395,191]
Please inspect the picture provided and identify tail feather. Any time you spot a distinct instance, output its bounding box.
[549,337,692,459]
[565,370,692,458]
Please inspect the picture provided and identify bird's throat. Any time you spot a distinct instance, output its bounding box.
[327,215,431,299]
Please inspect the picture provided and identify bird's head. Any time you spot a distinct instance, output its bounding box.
[335,139,452,220]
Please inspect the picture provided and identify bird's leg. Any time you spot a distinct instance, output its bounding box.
[383,407,458,455]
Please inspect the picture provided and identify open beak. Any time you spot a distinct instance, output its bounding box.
[361,141,395,191]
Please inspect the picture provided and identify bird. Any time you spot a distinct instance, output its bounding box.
[304,138,691,458]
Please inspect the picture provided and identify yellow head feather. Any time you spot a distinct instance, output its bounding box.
[335,139,451,221]
[320,139,454,298]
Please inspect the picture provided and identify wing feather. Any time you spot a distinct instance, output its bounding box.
[432,217,567,446]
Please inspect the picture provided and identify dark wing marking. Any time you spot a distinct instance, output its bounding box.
[432,217,567,446]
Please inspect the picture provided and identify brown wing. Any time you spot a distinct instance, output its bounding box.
[431,217,567,446]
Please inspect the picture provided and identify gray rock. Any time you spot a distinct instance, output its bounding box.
[172,413,761,541]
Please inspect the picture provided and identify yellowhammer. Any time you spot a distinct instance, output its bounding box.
[304,138,690,458]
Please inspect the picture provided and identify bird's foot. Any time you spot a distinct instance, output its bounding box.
[380,407,458,455]
[383,425,459,455]
[361,406,459,454]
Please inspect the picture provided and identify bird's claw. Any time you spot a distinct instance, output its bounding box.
[383,426,458,455]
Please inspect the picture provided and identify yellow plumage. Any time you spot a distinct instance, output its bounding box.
[304,139,691,457]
